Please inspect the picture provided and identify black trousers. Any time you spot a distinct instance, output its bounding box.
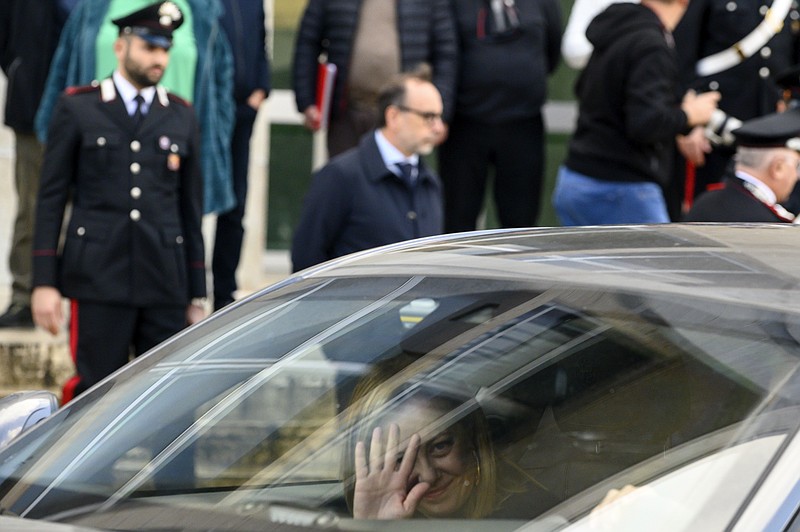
[438,116,545,233]
[212,108,257,310]
[62,300,185,401]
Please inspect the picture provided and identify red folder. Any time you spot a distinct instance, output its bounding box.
[315,62,338,130]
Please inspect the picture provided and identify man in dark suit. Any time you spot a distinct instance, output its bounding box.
[212,0,271,311]
[291,65,445,272]
[684,110,800,222]
[31,1,207,402]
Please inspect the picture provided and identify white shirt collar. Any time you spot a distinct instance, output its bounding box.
[735,170,777,205]
[374,130,420,176]
[112,71,157,116]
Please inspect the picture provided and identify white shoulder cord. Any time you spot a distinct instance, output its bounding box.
[696,0,793,76]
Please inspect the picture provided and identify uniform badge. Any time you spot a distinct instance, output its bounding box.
[159,136,171,150]
[159,2,182,27]
[168,153,181,171]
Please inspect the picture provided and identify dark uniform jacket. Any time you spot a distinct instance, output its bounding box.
[564,4,690,186]
[292,0,457,122]
[33,79,206,306]
[291,132,443,272]
[684,176,794,222]
[675,0,800,123]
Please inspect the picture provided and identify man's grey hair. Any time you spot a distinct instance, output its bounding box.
[735,146,785,170]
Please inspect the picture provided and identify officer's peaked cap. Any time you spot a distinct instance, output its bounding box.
[112,1,184,49]
[733,109,800,153]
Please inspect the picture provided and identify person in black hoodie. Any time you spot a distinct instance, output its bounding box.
[0,0,66,328]
[553,0,720,226]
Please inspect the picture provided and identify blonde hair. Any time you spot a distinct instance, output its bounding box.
[341,354,497,519]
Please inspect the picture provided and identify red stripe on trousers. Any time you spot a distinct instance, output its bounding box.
[61,300,81,405]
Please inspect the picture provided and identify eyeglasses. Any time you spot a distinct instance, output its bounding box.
[395,105,443,125]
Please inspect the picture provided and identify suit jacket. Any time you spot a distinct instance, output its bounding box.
[33,79,206,306]
[219,0,271,111]
[291,132,443,272]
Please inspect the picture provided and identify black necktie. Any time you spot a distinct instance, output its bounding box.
[132,94,145,125]
[396,162,417,188]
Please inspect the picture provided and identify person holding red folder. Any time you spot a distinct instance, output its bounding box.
[292,0,457,157]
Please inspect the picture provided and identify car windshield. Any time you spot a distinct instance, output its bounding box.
[0,272,799,531]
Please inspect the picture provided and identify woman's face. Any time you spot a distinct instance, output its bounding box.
[392,399,477,518]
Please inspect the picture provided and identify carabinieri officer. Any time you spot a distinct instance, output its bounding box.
[31,1,206,402]
[684,109,800,222]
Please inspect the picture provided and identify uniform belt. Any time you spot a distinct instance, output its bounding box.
[695,0,793,77]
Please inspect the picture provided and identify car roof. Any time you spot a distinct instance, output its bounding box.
[294,224,800,312]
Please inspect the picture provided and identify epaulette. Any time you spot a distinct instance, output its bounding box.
[65,81,101,96]
[167,92,192,107]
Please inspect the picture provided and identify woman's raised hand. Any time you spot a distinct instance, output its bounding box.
[352,424,430,519]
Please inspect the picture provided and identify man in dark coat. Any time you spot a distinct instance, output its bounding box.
[291,65,444,272]
[0,0,65,328]
[212,0,271,310]
[31,1,207,402]
[684,110,800,222]
[292,0,457,157]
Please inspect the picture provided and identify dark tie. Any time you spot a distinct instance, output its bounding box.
[132,94,145,125]
[396,162,417,188]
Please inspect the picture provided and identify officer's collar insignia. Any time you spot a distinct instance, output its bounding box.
[156,86,169,107]
[100,78,117,103]
[739,179,796,222]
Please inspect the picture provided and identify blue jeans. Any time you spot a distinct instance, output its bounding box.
[552,166,670,226]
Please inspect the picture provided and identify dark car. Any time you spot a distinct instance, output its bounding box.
[0,225,799,531]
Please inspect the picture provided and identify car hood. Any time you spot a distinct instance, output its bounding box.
[0,515,100,531]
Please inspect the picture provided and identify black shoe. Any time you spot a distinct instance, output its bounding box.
[0,303,35,329]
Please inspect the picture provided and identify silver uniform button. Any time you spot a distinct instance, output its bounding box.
[130,162,141,174]
[726,1,736,11]
[761,47,772,59]
[176,236,184,244]
[131,186,142,199]
[759,67,770,78]
[170,144,179,153]
[130,209,141,221]
[709,81,720,90]
[407,211,417,220]
[77,227,86,236]
[130,140,141,152]
[96,137,107,147]
[759,4,768,15]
